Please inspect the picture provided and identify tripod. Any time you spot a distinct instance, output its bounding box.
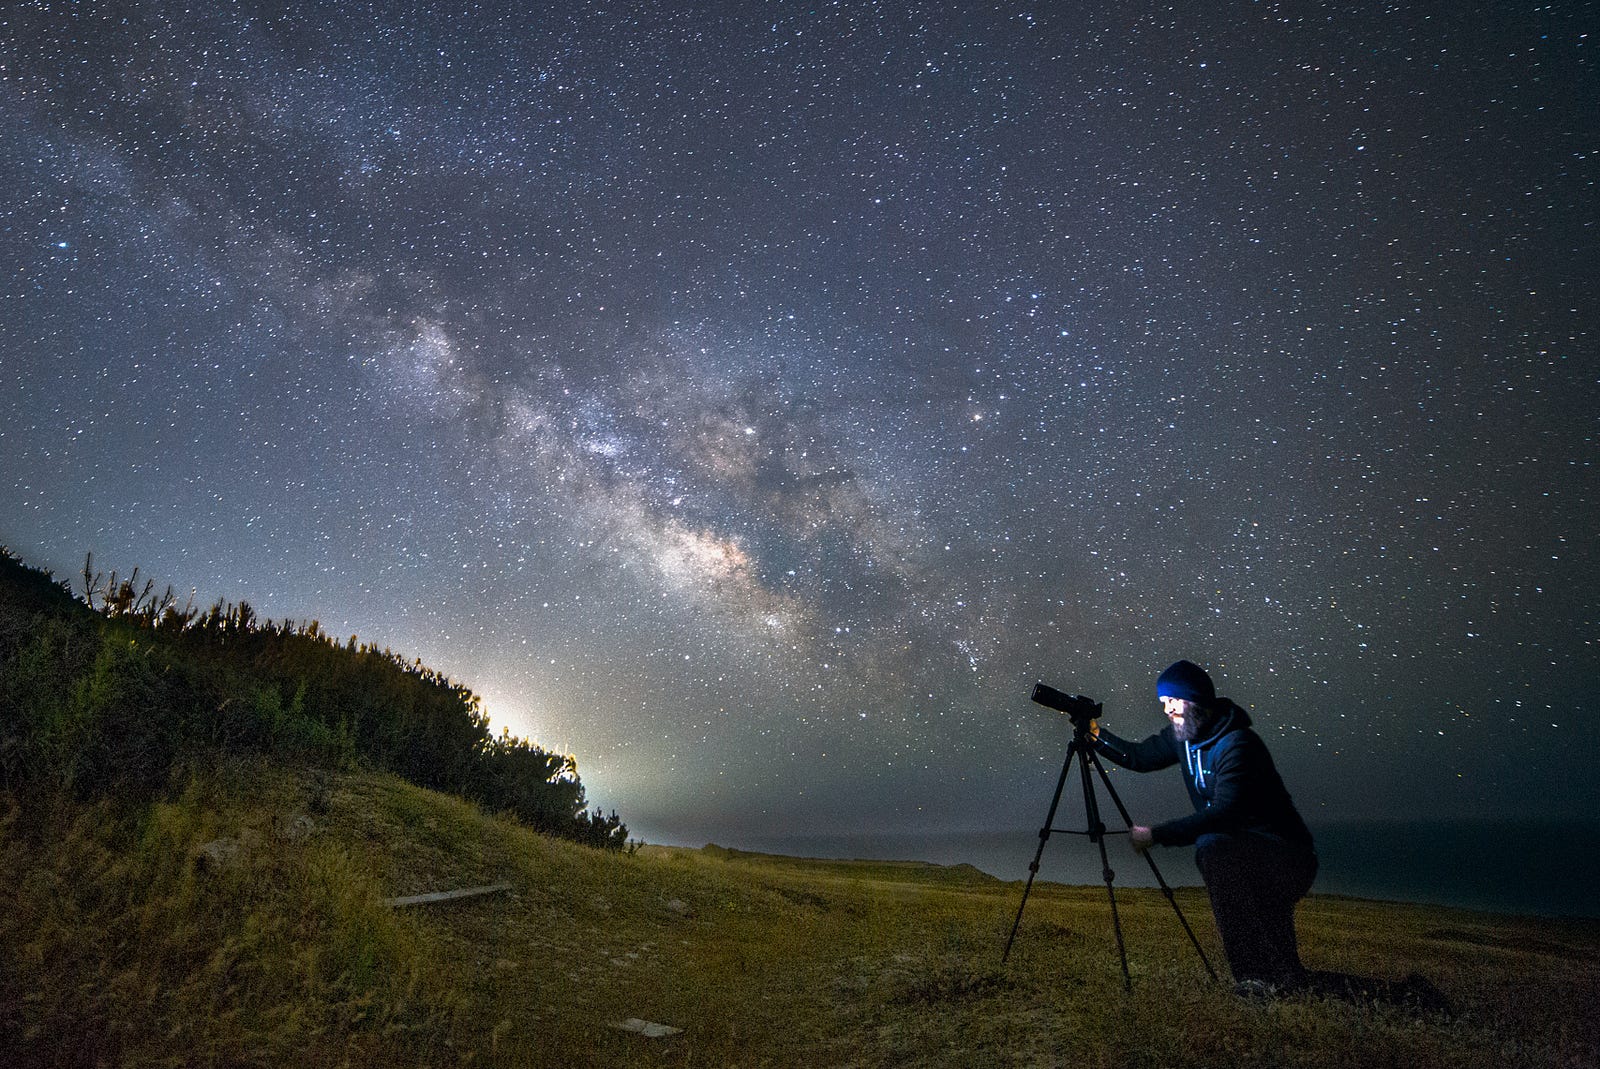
[1001,718,1217,990]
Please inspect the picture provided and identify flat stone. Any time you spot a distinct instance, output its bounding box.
[611,1018,683,1038]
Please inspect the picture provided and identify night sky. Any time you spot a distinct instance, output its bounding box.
[2,2,1594,848]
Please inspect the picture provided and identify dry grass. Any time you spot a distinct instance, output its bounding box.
[3,760,1596,1067]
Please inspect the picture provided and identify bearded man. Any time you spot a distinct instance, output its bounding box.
[1092,659,1318,995]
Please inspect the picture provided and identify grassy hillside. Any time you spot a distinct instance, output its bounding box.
[3,758,1596,1068]
[0,548,624,849]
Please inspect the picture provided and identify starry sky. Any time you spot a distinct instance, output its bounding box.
[2,1,1594,847]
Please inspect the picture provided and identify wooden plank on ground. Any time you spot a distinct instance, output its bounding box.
[383,882,514,907]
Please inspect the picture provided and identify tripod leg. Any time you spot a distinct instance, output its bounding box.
[1078,740,1132,991]
[1002,740,1079,964]
[1087,748,1219,980]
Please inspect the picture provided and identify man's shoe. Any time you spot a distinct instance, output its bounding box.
[1232,979,1275,1000]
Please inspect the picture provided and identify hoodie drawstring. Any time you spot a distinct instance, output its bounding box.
[1185,741,1208,791]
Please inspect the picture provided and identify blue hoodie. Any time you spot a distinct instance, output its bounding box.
[1093,699,1315,850]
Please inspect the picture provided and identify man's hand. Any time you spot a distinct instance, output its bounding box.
[1129,825,1154,852]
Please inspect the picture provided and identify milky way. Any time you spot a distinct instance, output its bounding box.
[1,1,1594,843]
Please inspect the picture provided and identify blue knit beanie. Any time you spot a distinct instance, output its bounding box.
[1156,660,1215,706]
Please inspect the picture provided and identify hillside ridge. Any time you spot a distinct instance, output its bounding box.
[5,758,1599,1067]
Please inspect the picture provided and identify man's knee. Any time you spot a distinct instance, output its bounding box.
[1194,833,1249,876]
[1197,833,1315,904]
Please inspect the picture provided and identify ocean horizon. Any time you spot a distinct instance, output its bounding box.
[666,818,1600,920]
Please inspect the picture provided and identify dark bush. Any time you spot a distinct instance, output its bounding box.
[0,548,625,849]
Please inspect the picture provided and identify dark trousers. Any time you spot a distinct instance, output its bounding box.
[1194,832,1318,986]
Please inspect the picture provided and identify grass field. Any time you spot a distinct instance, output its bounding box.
[4,759,1596,1068]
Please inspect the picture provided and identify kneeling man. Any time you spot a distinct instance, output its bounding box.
[1093,659,1317,993]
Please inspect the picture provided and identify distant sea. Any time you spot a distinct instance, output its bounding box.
[700,819,1600,920]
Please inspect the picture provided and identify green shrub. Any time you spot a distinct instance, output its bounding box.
[0,547,625,849]
[0,619,85,788]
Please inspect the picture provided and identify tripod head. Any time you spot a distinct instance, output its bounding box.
[1031,682,1101,735]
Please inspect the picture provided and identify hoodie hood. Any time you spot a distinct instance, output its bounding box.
[1181,699,1251,793]
[1191,698,1251,749]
